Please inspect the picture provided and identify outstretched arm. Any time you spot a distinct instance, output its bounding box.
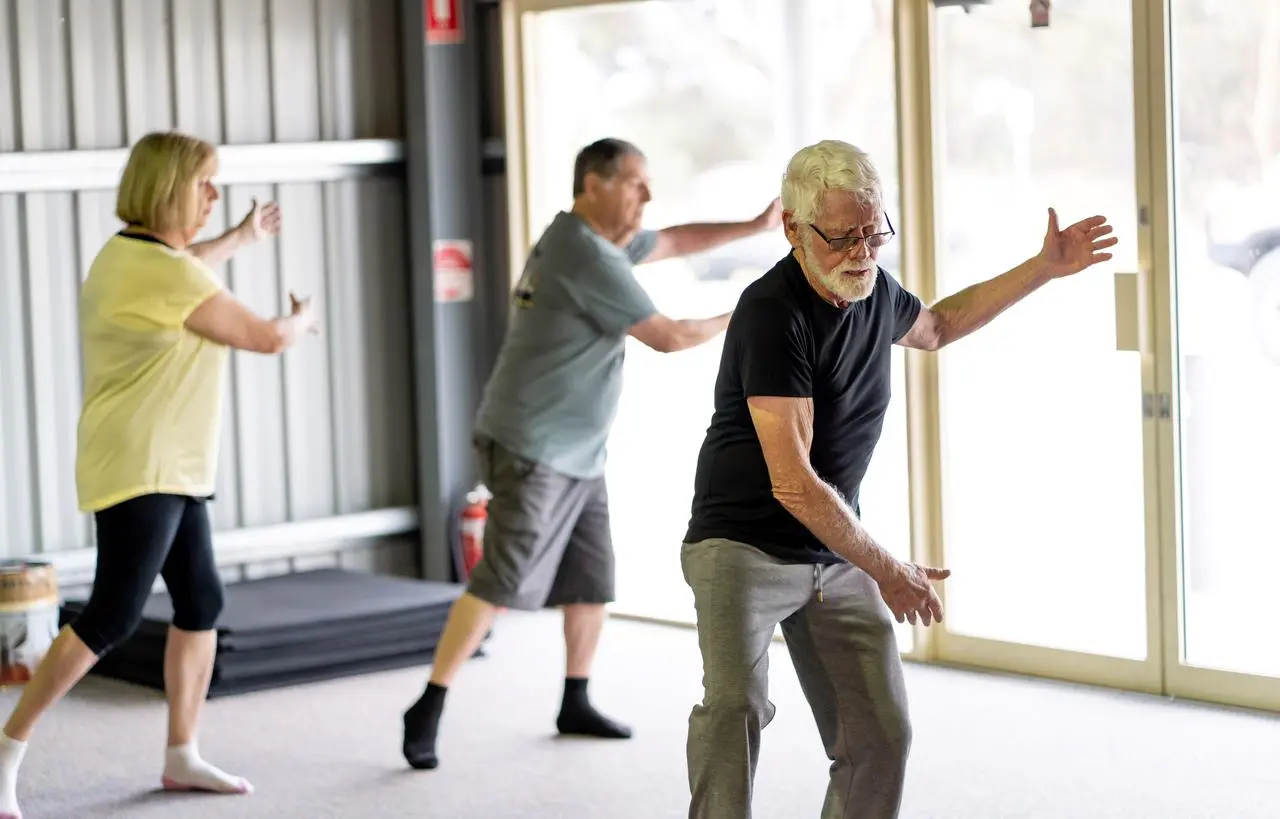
[189,198,282,267]
[898,208,1117,351]
[644,198,782,264]
[186,291,318,355]
[628,311,733,354]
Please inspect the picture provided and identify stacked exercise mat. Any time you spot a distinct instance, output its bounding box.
[59,568,464,697]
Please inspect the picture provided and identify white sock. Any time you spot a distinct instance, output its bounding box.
[161,743,252,795]
[0,733,26,819]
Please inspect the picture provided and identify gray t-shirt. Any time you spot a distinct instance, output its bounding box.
[474,211,659,479]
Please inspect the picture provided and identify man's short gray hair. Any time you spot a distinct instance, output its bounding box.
[781,140,882,225]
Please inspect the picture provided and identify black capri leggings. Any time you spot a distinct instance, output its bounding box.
[70,493,225,657]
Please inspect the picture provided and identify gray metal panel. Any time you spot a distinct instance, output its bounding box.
[324,176,416,514]
[171,0,226,143]
[225,184,290,527]
[0,0,413,558]
[277,182,337,520]
[120,0,176,141]
[0,4,16,151]
[316,0,358,139]
[23,193,85,551]
[0,194,36,555]
[355,177,415,510]
[14,0,73,151]
[220,0,274,143]
[322,179,372,513]
[269,0,322,142]
[356,0,404,138]
[67,0,126,149]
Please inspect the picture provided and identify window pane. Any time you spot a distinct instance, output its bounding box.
[932,0,1148,659]
[1170,0,1280,677]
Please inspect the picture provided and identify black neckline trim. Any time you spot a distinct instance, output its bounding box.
[117,230,177,251]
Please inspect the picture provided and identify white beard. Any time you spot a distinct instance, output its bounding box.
[802,241,878,303]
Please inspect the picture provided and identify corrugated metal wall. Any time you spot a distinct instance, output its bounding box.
[0,0,417,563]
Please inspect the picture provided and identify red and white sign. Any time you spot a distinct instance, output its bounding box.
[427,0,463,45]
[1030,0,1051,28]
[433,239,474,304]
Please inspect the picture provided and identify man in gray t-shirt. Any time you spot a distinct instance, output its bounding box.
[472,210,660,479]
[402,138,783,771]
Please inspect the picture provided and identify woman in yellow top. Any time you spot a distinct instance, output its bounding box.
[0,131,320,818]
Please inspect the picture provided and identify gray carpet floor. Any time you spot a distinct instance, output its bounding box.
[2,610,1278,819]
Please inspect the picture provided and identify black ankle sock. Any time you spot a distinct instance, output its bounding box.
[403,683,448,769]
[556,677,632,739]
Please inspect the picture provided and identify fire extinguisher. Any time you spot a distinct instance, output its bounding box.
[459,484,492,580]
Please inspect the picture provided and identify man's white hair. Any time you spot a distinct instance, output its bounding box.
[781,140,882,225]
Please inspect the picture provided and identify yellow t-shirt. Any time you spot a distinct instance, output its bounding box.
[75,234,229,513]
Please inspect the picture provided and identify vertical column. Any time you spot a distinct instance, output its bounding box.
[894,0,945,658]
[402,0,488,581]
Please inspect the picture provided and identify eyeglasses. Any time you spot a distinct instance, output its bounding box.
[809,213,896,253]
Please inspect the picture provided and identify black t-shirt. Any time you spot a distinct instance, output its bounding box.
[684,254,923,565]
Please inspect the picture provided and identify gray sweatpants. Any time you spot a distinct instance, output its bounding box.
[681,538,912,819]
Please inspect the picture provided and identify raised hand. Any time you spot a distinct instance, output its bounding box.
[753,197,783,232]
[237,197,283,243]
[290,291,320,335]
[1037,207,1118,279]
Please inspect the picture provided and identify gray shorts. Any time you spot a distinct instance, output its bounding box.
[466,435,614,611]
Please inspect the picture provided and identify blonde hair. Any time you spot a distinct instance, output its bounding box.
[115,132,217,233]
[781,140,881,225]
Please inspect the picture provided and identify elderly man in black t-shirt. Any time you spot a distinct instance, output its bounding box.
[681,139,1117,819]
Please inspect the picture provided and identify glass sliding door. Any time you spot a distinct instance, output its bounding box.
[514,0,914,645]
[1163,0,1280,707]
[929,0,1158,682]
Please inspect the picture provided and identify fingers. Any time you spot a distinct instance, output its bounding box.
[927,587,944,624]
[260,201,283,233]
[1046,207,1059,234]
[923,566,951,581]
[1093,236,1119,250]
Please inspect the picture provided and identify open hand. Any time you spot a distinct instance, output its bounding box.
[753,197,783,233]
[290,291,321,335]
[1037,208,1117,279]
[238,197,283,243]
[875,560,950,626]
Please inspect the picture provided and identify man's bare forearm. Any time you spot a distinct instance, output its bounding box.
[776,477,898,581]
[932,256,1050,348]
[658,220,760,257]
[670,311,733,351]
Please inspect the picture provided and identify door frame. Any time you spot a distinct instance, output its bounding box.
[1140,0,1280,713]
[899,0,1165,694]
